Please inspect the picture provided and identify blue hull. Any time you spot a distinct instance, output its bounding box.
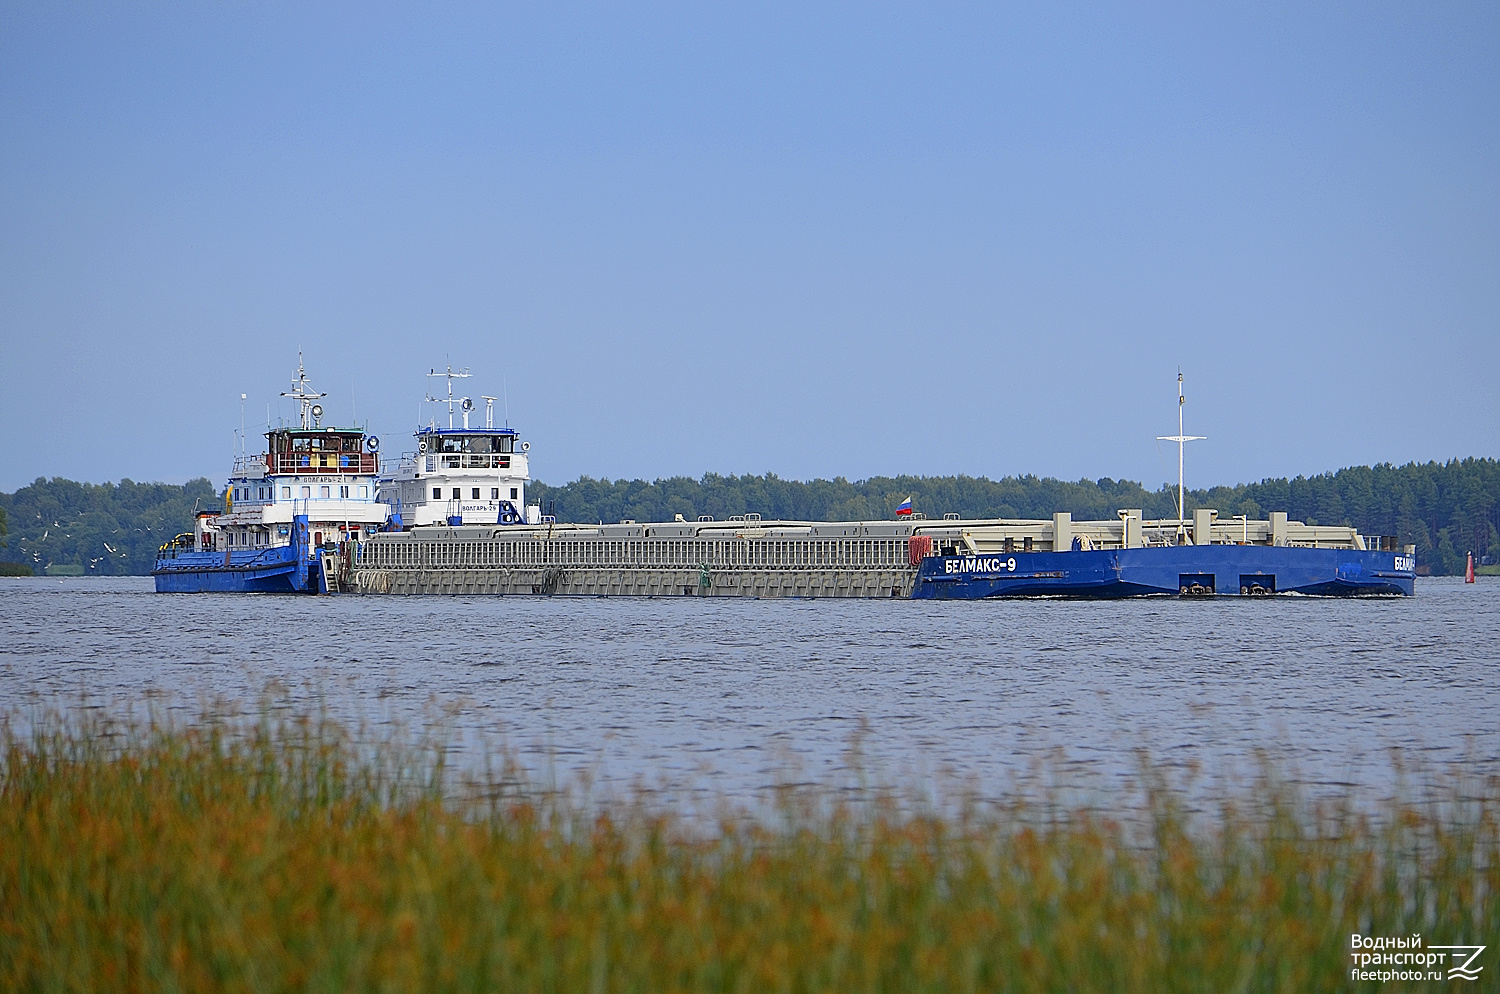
[911,545,1415,599]
[153,515,320,593]
[152,548,317,593]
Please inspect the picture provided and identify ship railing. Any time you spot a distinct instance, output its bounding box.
[157,543,291,568]
[267,453,380,475]
[232,456,267,476]
[437,454,514,470]
[156,533,198,559]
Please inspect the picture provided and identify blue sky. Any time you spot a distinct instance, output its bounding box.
[2,3,1496,494]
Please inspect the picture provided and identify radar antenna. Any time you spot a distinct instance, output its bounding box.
[280,352,326,430]
[1156,369,1206,543]
[481,395,498,429]
[425,364,471,429]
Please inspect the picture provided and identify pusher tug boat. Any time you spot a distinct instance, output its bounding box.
[153,357,389,593]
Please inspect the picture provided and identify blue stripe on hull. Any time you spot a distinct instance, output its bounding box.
[153,565,304,593]
[911,546,1414,599]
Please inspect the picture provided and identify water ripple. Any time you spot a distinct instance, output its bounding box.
[0,576,1496,803]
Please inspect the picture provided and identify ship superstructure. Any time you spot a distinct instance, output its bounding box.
[214,359,388,549]
[377,365,536,527]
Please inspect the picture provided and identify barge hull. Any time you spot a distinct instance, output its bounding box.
[350,566,915,598]
[911,546,1414,599]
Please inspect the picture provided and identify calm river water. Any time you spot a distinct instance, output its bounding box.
[1,576,1495,806]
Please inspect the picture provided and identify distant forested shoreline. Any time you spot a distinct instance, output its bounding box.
[0,478,218,577]
[3,458,1496,576]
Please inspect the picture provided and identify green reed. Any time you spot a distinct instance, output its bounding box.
[1,707,1495,993]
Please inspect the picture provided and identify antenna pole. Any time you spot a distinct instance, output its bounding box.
[280,352,326,430]
[1156,370,1206,542]
[425,364,471,431]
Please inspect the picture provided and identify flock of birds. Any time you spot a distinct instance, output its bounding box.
[20,513,146,569]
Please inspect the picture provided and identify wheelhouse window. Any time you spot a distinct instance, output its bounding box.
[432,434,517,455]
[491,488,500,499]
[300,486,311,499]
[451,488,461,499]
[319,486,331,499]
[432,488,441,500]
[471,488,480,500]
[281,486,291,500]
[510,488,518,499]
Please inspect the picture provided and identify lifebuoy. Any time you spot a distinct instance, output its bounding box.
[367,435,380,452]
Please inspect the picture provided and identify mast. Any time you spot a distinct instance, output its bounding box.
[425,364,471,429]
[280,353,326,430]
[1157,370,1205,542]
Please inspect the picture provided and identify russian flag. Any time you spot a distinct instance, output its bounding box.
[896,496,913,516]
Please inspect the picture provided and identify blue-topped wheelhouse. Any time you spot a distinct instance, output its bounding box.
[377,365,536,527]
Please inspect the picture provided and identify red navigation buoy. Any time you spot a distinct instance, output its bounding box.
[1467,551,1476,583]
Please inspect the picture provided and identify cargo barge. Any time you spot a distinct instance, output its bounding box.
[339,509,1415,598]
[338,370,1414,599]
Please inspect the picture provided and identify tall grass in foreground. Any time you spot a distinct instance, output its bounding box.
[1,711,1495,993]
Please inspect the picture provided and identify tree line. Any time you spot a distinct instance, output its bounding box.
[3,458,1495,576]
